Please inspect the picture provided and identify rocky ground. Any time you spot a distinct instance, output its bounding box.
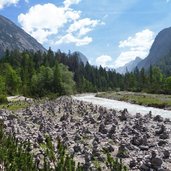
[0,96,171,170]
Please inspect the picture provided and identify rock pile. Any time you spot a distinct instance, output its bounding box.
[0,96,171,170]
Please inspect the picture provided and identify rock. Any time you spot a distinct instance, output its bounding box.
[85,152,92,163]
[116,144,129,158]
[93,134,100,143]
[135,113,142,118]
[151,150,157,158]
[139,145,149,151]
[107,125,116,138]
[119,108,129,121]
[103,144,114,153]
[153,115,164,122]
[131,135,144,146]
[73,144,82,153]
[1,96,171,171]
[158,140,167,146]
[89,115,96,124]
[36,153,44,170]
[37,133,44,144]
[74,134,81,141]
[151,157,163,169]
[155,124,166,135]
[163,150,170,159]
[164,118,171,123]
[104,113,113,125]
[140,163,150,171]
[129,159,136,168]
[159,132,169,139]
[144,111,152,119]
[98,123,108,134]
[60,113,69,122]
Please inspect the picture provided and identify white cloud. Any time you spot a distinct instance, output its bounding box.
[18,3,77,43]
[114,29,154,68]
[96,55,113,67]
[64,0,81,8]
[55,33,92,46]
[0,0,19,9]
[67,18,100,37]
[18,2,101,46]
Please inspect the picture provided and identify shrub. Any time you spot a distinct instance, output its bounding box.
[0,95,7,104]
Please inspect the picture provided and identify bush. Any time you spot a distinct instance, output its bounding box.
[0,95,7,104]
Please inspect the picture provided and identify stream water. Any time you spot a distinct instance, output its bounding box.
[73,94,171,118]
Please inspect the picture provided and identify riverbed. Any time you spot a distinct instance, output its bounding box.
[73,94,171,118]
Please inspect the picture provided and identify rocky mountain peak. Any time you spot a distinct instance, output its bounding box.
[0,15,46,57]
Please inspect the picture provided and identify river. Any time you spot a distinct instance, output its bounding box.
[73,94,171,118]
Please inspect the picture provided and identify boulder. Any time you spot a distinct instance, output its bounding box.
[159,132,169,139]
[158,140,167,146]
[116,144,129,158]
[163,150,170,159]
[153,115,164,122]
[155,124,166,135]
[151,157,163,169]
[119,108,129,121]
[107,125,116,138]
[73,144,82,153]
[99,123,108,134]
[129,159,136,168]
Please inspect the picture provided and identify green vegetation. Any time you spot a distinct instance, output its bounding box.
[106,153,128,171]
[0,101,30,111]
[0,120,127,171]
[1,49,171,101]
[0,120,36,170]
[97,91,171,109]
[0,95,7,104]
[0,49,76,99]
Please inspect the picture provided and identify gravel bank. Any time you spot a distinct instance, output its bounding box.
[0,96,171,170]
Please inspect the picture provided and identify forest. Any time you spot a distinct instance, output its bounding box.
[0,48,171,101]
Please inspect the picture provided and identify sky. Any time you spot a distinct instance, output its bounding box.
[0,0,171,68]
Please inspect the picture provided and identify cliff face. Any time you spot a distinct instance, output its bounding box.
[137,27,171,70]
[0,15,46,57]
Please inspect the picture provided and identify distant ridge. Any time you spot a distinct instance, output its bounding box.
[116,57,142,74]
[137,27,171,71]
[72,51,88,65]
[0,15,46,57]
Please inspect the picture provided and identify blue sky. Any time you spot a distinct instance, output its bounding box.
[0,0,171,68]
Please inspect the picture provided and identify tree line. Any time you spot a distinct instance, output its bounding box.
[0,48,171,100]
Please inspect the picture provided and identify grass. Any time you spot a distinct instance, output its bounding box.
[0,101,30,111]
[96,91,171,109]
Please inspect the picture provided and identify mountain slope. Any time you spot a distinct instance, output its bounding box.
[116,57,142,74]
[0,15,46,56]
[137,27,171,70]
[72,51,88,65]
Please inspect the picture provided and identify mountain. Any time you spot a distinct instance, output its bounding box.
[116,57,142,74]
[137,27,171,71]
[72,51,88,65]
[0,15,46,57]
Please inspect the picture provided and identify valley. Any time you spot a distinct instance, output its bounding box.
[0,2,171,170]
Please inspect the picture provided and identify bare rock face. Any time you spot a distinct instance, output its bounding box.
[137,27,171,72]
[0,15,46,57]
